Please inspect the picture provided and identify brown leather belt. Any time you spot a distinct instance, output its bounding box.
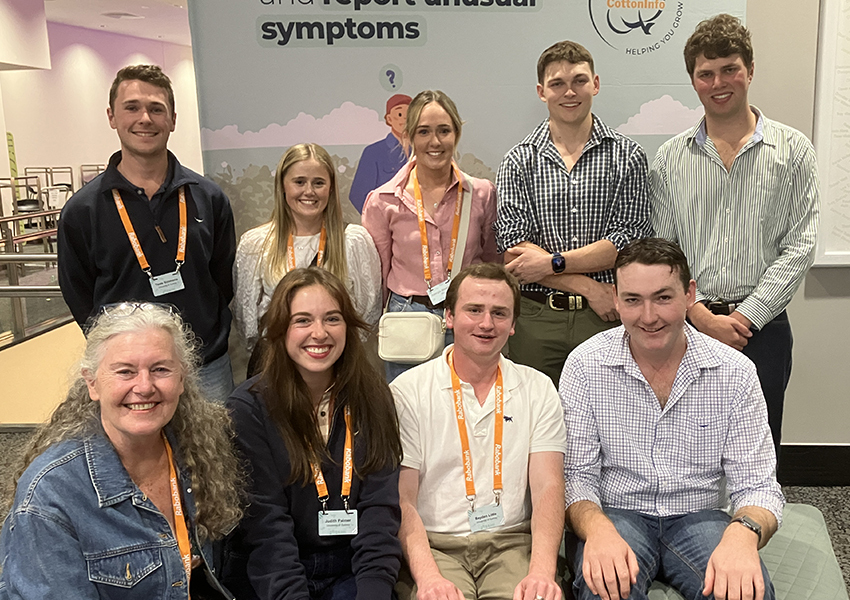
[409,295,445,310]
[703,300,744,316]
[522,290,586,311]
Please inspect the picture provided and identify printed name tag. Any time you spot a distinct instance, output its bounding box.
[427,279,450,305]
[318,510,358,536]
[467,503,504,532]
[149,270,185,297]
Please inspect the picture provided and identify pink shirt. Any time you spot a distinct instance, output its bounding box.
[362,159,499,303]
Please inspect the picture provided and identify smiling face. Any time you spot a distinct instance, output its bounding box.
[386,103,409,139]
[537,60,599,128]
[411,102,457,174]
[107,79,176,161]
[446,277,515,364]
[614,262,696,360]
[85,328,183,449]
[691,53,753,121]
[285,284,347,386]
[283,158,332,233]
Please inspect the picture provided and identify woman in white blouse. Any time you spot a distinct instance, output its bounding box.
[234,143,381,371]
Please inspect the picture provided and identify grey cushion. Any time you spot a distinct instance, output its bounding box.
[647,504,848,600]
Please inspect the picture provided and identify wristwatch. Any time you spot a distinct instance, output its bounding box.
[730,515,762,544]
[551,253,566,274]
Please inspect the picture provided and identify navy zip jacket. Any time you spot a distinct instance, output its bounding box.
[222,376,402,600]
[58,151,235,363]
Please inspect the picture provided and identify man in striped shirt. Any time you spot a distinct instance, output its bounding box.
[496,41,652,386]
[650,14,819,453]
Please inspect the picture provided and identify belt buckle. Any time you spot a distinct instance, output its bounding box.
[547,293,565,311]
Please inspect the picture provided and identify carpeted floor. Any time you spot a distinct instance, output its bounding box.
[0,430,847,594]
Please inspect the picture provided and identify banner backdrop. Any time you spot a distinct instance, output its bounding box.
[187,0,744,235]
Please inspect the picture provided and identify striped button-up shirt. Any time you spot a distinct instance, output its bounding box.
[496,116,652,291]
[560,324,784,525]
[650,109,819,329]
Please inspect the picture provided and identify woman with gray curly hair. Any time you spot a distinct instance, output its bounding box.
[0,302,243,600]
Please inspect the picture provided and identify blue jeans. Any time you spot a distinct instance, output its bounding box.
[301,548,357,600]
[567,509,774,600]
[198,351,234,405]
[384,292,453,383]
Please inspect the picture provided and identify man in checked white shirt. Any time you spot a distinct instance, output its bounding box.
[651,14,819,455]
[560,238,783,600]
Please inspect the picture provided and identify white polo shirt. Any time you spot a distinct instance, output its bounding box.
[391,346,567,536]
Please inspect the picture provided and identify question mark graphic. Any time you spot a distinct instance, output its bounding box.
[386,70,396,88]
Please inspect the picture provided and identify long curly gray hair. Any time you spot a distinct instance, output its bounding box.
[12,303,243,542]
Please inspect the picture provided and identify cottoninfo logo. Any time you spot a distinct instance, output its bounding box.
[588,0,684,55]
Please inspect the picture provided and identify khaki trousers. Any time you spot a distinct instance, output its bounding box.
[396,524,535,600]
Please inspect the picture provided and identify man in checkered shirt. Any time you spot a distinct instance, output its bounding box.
[496,40,652,387]
[560,238,782,600]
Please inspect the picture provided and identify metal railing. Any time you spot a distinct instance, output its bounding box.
[0,209,71,345]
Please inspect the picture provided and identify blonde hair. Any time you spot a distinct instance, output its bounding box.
[404,90,463,157]
[11,304,243,542]
[262,144,348,287]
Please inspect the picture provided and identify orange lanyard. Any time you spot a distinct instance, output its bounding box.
[287,224,327,272]
[162,435,193,581]
[112,187,187,274]
[312,405,354,512]
[447,350,504,506]
[412,164,464,285]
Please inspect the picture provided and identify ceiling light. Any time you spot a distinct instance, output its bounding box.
[101,12,145,19]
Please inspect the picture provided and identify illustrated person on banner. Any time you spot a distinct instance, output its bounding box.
[349,94,412,213]
[392,263,566,600]
[650,14,819,455]
[496,40,652,387]
[57,64,237,404]
[561,238,783,600]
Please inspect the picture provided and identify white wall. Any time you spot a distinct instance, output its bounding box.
[0,21,202,210]
[0,0,50,71]
[746,0,850,445]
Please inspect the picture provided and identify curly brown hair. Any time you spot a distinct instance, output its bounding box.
[684,14,753,77]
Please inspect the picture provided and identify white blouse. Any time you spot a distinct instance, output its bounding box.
[233,223,382,351]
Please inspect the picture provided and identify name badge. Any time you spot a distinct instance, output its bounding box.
[149,270,185,297]
[318,510,358,536]
[467,503,504,532]
[427,279,450,305]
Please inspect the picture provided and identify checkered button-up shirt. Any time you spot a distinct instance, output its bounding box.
[560,325,784,525]
[495,116,652,291]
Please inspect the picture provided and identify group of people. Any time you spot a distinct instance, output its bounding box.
[0,11,816,600]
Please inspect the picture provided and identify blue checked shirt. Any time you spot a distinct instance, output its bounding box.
[495,116,652,291]
[560,324,784,525]
[651,109,819,329]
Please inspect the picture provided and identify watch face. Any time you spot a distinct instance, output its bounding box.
[552,254,566,274]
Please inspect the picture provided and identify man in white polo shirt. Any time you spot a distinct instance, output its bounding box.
[391,263,567,600]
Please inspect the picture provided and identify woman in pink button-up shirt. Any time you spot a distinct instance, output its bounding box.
[361,90,499,381]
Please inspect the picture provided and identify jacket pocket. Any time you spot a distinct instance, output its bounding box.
[86,546,163,588]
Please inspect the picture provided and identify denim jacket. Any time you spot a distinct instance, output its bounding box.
[0,428,232,600]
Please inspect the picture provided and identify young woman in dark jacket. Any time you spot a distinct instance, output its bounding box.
[223,267,402,600]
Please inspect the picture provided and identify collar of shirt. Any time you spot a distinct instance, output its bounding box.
[86,424,187,508]
[523,114,618,167]
[436,345,521,411]
[390,157,469,221]
[598,324,724,409]
[691,105,768,149]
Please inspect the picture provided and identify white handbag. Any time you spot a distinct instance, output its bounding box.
[377,173,473,365]
[377,311,446,363]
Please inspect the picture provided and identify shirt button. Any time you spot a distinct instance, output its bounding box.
[571,236,579,243]
[726,208,731,213]
[137,189,143,195]
[724,237,729,242]
[434,251,441,256]
[571,207,578,213]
